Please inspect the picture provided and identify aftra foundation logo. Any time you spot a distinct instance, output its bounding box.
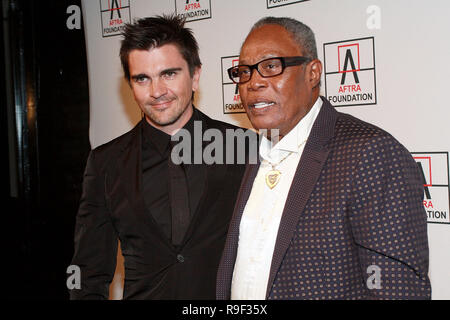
[100,0,131,37]
[323,37,377,107]
[267,0,310,9]
[175,0,212,22]
[413,152,450,224]
[221,55,245,114]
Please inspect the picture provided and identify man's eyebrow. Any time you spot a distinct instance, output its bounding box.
[160,67,182,75]
[239,54,279,65]
[130,73,149,80]
[130,68,182,80]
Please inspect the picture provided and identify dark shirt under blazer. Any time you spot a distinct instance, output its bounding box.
[70,109,246,299]
[141,110,205,242]
[217,97,431,300]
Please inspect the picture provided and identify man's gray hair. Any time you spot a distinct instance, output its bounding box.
[248,17,318,60]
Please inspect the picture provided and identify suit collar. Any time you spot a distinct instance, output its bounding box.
[140,107,204,157]
[217,97,339,300]
[141,118,170,156]
[308,96,338,146]
[113,108,229,250]
[265,97,338,297]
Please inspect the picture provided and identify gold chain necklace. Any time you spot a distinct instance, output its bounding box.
[265,140,307,189]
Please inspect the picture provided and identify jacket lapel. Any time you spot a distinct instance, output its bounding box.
[175,110,224,246]
[111,120,173,246]
[113,122,144,213]
[265,98,338,298]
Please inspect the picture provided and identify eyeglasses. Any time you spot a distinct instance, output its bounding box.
[227,56,311,84]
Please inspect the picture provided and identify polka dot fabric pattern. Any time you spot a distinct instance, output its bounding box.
[217,98,431,300]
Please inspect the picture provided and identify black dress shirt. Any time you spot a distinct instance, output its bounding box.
[69,107,248,299]
[141,109,206,243]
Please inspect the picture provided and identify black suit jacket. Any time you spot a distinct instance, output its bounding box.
[217,98,431,299]
[70,109,246,299]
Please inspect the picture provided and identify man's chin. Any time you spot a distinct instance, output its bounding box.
[145,107,190,129]
[248,119,276,133]
[249,123,281,140]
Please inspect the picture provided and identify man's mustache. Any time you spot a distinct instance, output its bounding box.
[149,96,175,105]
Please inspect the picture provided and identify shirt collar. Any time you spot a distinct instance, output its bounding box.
[259,96,323,163]
[142,107,199,156]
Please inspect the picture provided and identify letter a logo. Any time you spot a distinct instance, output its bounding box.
[366,265,382,290]
[340,49,360,85]
[110,0,122,19]
[66,265,81,290]
[416,161,432,199]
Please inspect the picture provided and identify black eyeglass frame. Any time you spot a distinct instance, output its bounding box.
[227,56,311,84]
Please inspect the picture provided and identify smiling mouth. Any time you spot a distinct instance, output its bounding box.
[251,102,275,109]
[151,100,174,108]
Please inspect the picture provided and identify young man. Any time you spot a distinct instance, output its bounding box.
[69,15,246,299]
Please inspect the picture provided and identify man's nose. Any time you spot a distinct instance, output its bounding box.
[150,79,168,98]
[246,69,268,91]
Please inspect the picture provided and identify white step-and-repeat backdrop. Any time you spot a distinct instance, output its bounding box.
[80,0,450,299]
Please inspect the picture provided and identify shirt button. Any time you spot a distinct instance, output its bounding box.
[177,254,185,263]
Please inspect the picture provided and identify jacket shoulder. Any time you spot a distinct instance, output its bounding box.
[332,111,413,160]
[334,111,395,142]
[90,122,141,162]
[197,109,244,132]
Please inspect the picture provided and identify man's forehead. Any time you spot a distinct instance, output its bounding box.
[130,43,182,58]
[240,24,302,63]
[128,44,187,69]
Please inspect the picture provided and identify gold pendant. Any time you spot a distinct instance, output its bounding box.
[266,170,281,189]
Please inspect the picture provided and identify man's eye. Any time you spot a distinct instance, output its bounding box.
[263,62,278,70]
[135,76,148,83]
[163,71,176,79]
[238,68,250,76]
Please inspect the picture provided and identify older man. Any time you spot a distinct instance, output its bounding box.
[217,17,431,300]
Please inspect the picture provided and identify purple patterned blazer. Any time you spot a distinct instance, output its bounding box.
[217,97,431,300]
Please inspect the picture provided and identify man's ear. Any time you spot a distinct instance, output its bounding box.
[192,66,202,92]
[308,59,322,89]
